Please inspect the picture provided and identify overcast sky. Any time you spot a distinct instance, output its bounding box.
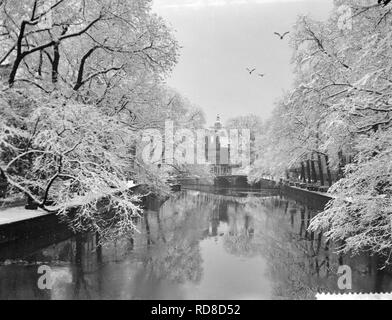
[152,0,333,125]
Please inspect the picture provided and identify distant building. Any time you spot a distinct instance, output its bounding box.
[205,115,240,176]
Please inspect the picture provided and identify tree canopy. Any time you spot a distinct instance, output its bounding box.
[251,0,392,261]
[0,0,207,240]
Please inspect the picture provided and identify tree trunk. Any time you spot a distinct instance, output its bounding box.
[8,55,23,86]
[52,43,60,83]
[317,153,325,186]
[337,150,345,179]
[301,162,306,183]
[325,155,332,187]
[311,155,318,183]
[145,212,152,246]
[306,160,312,184]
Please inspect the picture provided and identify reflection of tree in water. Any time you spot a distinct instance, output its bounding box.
[4,190,390,299]
[223,204,257,258]
[233,195,388,299]
[259,198,339,298]
[212,194,342,299]
[65,232,131,299]
[140,191,281,282]
[139,192,212,284]
[222,196,285,258]
[143,239,203,284]
[73,234,91,299]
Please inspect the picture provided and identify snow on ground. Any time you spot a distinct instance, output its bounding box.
[0,206,50,226]
[0,181,137,226]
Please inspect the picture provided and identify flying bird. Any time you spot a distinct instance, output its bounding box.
[258,73,265,78]
[246,67,256,75]
[274,31,290,40]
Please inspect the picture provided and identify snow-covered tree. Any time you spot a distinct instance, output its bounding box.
[0,0,178,92]
[0,86,142,239]
[252,0,392,262]
[0,0,207,240]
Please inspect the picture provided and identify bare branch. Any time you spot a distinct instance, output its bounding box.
[73,65,123,91]
[5,150,55,171]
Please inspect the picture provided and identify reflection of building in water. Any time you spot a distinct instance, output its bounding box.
[1,192,392,299]
[208,199,228,237]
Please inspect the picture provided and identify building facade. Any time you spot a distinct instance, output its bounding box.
[205,115,240,176]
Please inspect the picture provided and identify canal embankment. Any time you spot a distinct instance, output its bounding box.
[0,182,173,246]
[179,176,333,210]
[0,205,68,246]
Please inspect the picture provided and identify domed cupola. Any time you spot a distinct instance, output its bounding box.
[214,114,222,130]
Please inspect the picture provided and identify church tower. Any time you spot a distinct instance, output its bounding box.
[214,114,222,131]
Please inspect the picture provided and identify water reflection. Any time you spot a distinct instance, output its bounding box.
[0,190,391,299]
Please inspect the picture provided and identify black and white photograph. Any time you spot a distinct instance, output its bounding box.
[0,0,392,305]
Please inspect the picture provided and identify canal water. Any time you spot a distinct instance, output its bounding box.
[0,189,391,299]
